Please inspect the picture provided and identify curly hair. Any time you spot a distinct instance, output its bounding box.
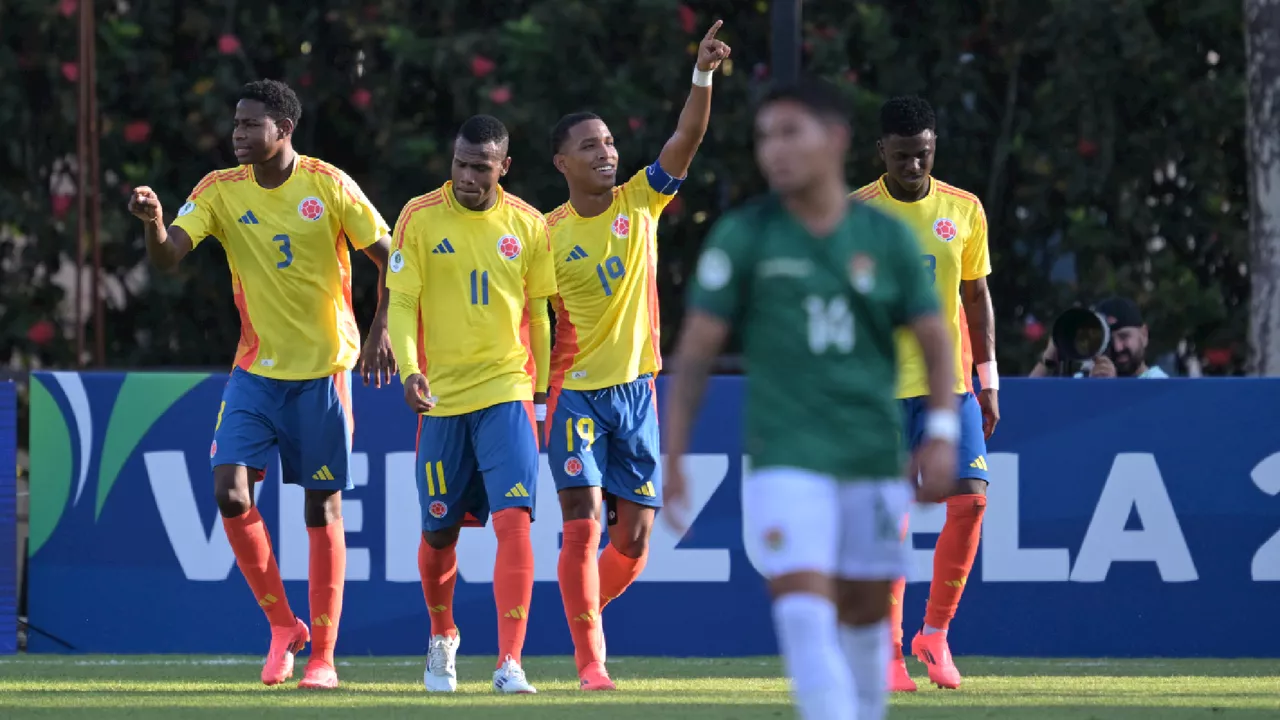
[239,80,302,126]
[879,96,935,138]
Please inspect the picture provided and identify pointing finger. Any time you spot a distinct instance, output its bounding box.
[705,19,722,40]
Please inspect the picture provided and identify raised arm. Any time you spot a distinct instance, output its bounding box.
[128,186,195,271]
[656,21,732,179]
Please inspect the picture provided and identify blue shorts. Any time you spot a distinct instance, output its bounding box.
[211,367,354,491]
[901,392,989,482]
[415,400,540,532]
[547,374,662,512]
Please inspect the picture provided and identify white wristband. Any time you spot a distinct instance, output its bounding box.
[924,409,960,443]
[534,403,547,422]
[692,66,713,87]
[977,361,999,390]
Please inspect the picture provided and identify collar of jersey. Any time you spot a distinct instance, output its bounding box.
[876,173,936,205]
[245,154,302,191]
[565,186,622,219]
[445,181,505,217]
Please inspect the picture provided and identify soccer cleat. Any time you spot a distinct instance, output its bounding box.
[911,630,963,689]
[888,656,918,692]
[297,660,339,690]
[578,661,616,691]
[423,633,460,692]
[492,655,537,694]
[261,617,310,686]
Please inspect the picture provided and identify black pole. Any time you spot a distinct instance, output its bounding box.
[771,0,802,84]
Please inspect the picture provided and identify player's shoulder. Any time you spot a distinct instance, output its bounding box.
[544,202,574,234]
[933,179,985,216]
[713,194,782,238]
[188,165,251,200]
[850,177,885,204]
[394,187,450,235]
[500,190,547,230]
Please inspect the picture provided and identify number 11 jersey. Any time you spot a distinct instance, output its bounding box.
[545,160,682,392]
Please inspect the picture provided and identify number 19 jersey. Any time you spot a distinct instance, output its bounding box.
[687,196,939,480]
[545,160,682,391]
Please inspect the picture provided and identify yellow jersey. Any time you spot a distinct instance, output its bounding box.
[386,183,557,416]
[545,160,681,391]
[853,175,990,398]
[171,156,389,380]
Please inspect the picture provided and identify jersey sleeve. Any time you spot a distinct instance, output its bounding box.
[624,159,684,215]
[170,174,223,249]
[333,170,390,250]
[385,203,424,297]
[886,217,940,326]
[960,200,992,281]
[523,217,557,299]
[686,210,751,322]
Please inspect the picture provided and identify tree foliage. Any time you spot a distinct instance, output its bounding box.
[0,0,1249,375]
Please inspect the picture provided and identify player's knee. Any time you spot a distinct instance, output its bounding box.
[609,501,654,558]
[303,490,342,528]
[835,579,892,626]
[558,486,602,523]
[422,527,460,551]
[213,465,252,518]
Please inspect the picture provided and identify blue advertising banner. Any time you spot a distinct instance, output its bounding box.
[25,372,1280,657]
[0,381,15,655]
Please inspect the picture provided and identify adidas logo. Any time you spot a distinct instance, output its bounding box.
[565,245,589,261]
[504,605,527,620]
[432,238,456,254]
[633,481,657,497]
[970,456,988,471]
[313,614,333,627]
[504,483,530,498]
[312,465,336,481]
[238,210,260,225]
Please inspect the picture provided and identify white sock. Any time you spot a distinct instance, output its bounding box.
[840,620,890,720]
[923,624,945,636]
[772,593,855,720]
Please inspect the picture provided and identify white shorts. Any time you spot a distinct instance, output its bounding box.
[743,467,912,581]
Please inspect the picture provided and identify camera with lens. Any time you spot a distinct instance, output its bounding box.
[1047,307,1112,377]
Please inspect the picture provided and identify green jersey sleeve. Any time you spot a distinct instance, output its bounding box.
[686,209,754,322]
[885,215,940,326]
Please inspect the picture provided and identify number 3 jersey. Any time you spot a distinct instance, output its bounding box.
[544,160,682,392]
[687,196,939,479]
[171,156,390,380]
[853,176,990,399]
[386,183,557,417]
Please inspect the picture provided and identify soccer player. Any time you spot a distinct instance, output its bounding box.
[542,20,731,690]
[126,80,396,690]
[386,114,555,695]
[663,79,959,720]
[852,95,999,691]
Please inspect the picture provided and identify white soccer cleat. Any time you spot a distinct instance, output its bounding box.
[423,633,460,692]
[492,654,537,694]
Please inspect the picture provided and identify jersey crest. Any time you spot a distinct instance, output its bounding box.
[611,213,631,238]
[497,234,522,260]
[933,217,957,242]
[849,254,876,294]
[298,196,325,222]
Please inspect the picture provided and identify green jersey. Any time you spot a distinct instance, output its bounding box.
[687,196,939,480]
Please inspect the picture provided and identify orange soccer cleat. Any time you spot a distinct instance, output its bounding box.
[261,617,310,686]
[888,655,918,692]
[578,661,617,691]
[297,659,340,690]
[911,630,962,689]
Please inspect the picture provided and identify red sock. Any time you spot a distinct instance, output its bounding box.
[493,508,534,667]
[559,518,602,672]
[889,513,909,657]
[598,543,646,610]
[924,494,986,631]
[308,519,346,667]
[223,508,295,628]
[418,536,458,637]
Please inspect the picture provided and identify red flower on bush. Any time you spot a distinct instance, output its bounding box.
[28,320,56,347]
[52,193,73,217]
[218,34,241,55]
[470,55,496,78]
[489,86,512,104]
[58,0,77,18]
[351,88,372,109]
[677,5,697,34]
[123,120,151,144]
[61,62,79,82]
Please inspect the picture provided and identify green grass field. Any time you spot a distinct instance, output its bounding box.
[1,655,1277,718]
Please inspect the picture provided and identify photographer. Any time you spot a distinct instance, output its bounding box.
[1030,297,1169,378]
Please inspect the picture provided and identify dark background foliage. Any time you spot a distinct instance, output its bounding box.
[0,0,1249,376]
